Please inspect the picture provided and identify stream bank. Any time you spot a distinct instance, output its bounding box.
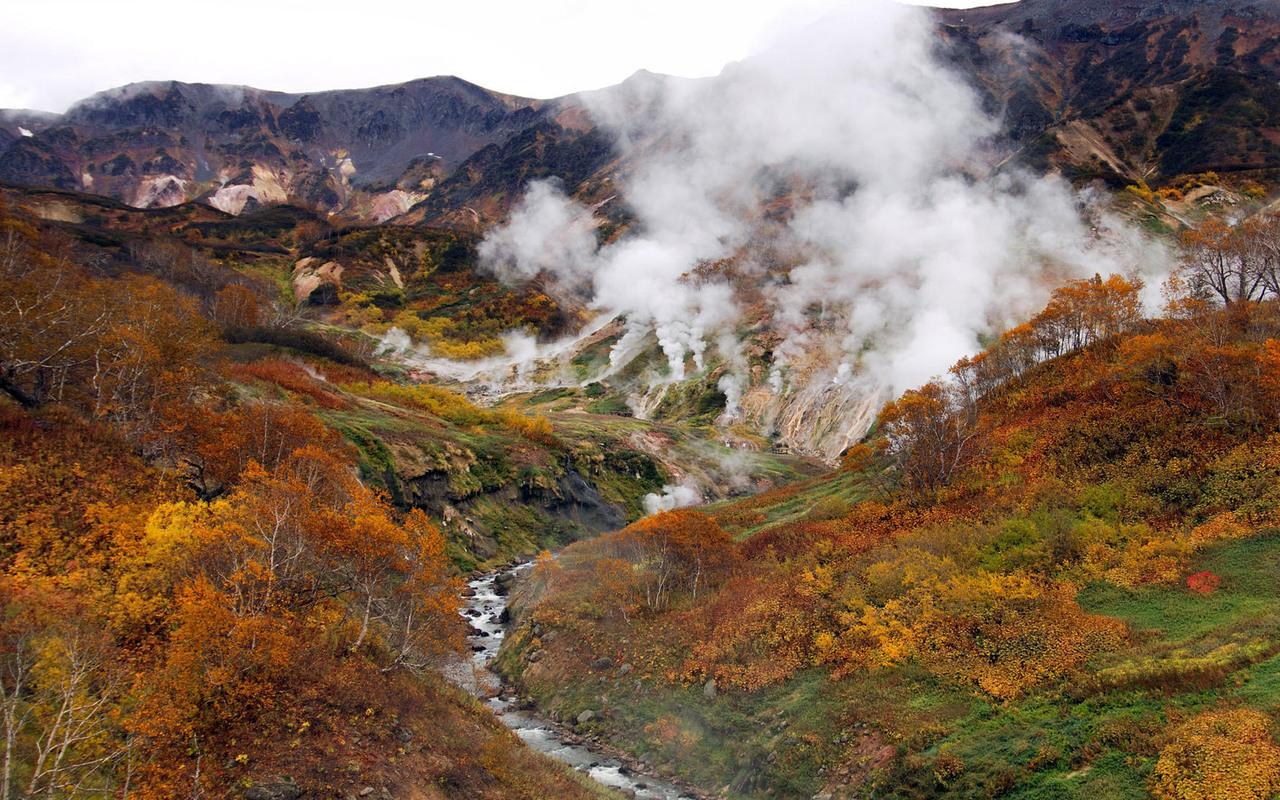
[447,565,704,800]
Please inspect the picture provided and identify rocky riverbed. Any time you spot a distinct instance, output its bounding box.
[448,565,700,800]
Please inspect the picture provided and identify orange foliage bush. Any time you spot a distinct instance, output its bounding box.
[681,571,824,690]
[0,208,216,435]
[1152,709,1280,800]
[131,446,461,794]
[226,358,348,409]
[210,284,262,330]
[609,510,737,611]
[163,399,345,498]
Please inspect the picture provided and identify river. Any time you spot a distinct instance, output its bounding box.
[449,564,698,800]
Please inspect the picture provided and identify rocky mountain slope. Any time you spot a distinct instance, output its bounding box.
[0,77,560,221]
[5,1,1280,223]
[938,0,1280,182]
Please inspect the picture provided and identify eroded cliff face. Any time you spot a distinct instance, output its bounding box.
[742,378,883,463]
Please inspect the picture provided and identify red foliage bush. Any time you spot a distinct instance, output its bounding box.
[1187,570,1222,595]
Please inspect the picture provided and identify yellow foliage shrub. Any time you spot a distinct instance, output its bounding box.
[417,316,505,360]
[1191,512,1250,547]
[1100,534,1192,588]
[341,381,557,444]
[836,572,1126,700]
[1152,709,1280,800]
[1126,183,1157,205]
[343,381,489,425]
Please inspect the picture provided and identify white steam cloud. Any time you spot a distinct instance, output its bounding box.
[477,179,599,293]
[643,484,703,516]
[375,327,413,357]
[477,1,1167,454]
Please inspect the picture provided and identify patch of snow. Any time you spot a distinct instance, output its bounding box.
[17,127,32,138]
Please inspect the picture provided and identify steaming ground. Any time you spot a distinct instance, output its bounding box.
[415,1,1168,464]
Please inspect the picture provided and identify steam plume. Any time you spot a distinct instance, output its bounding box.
[477,1,1168,453]
[643,484,702,516]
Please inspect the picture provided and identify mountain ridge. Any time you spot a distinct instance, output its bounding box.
[8,0,1280,222]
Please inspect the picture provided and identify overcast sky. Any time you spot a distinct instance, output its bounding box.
[1,0,1010,113]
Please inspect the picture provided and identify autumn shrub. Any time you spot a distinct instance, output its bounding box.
[130,446,462,794]
[162,400,345,498]
[210,284,263,330]
[224,324,366,366]
[609,510,737,611]
[1151,709,1280,800]
[1187,570,1222,595]
[343,380,489,424]
[1196,439,1280,527]
[1094,641,1273,693]
[496,408,558,446]
[417,316,506,360]
[932,751,966,787]
[0,218,217,434]
[681,569,823,689]
[828,572,1126,700]
[226,358,348,409]
[1094,532,1194,588]
[1126,183,1157,204]
[879,379,983,497]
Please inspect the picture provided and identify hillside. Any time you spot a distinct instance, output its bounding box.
[938,0,1280,183]
[6,1,1280,227]
[0,185,822,798]
[496,275,1280,798]
[11,0,1280,798]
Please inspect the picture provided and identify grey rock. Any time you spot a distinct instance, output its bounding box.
[243,782,303,800]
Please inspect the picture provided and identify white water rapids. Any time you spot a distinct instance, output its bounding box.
[447,565,697,800]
